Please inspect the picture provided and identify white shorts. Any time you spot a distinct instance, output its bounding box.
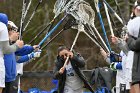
[0,57,5,88]
[64,86,83,93]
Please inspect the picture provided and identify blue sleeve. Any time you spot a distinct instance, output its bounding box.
[17,55,30,63]
[115,62,122,70]
[17,52,35,63]
[15,45,34,56]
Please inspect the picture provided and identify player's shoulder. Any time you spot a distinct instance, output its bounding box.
[0,22,7,30]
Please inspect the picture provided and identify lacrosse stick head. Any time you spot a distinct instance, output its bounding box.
[54,0,95,25]
[63,15,77,30]
[53,0,69,18]
[64,0,96,33]
[67,0,95,25]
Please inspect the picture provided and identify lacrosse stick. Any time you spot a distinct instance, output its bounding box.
[23,0,42,32]
[38,14,68,46]
[17,75,21,93]
[41,18,77,50]
[90,24,110,53]
[19,0,27,40]
[103,2,114,36]
[84,24,108,52]
[102,0,124,25]
[63,29,80,68]
[28,18,55,44]
[17,1,27,92]
[23,0,32,20]
[54,0,109,52]
[114,0,126,25]
[94,0,111,51]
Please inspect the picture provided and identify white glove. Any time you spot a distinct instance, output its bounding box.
[33,51,41,58]
[28,50,41,59]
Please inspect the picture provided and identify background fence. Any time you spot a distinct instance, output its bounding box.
[20,70,93,92]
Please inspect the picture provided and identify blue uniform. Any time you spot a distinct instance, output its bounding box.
[4,45,34,82]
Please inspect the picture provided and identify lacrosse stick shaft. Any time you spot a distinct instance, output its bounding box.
[28,19,55,44]
[85,23,109,52]
[19,0,27,40]
[23,0,32,19]
[103,2,114,36]
[103,0,124,25]
[41,18,76,49]
[114,0,126,25]
[17,75,21,93]
[39,14,67,46]
[41,29,64,50]
[63,30,81,68]
[23,0,42,32]
[86,24,97,39]
[97,10,111,51]
[91,24,110,53]
[94,0,111,51]
[109,12,122,37]
[82,30,107,53]
[41,17,76,49]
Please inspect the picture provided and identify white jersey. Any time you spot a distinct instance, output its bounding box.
[125,51,134,83]
[0,22,9,87]
[0,57,5,87]
[65,61,83,91]
[116,51,126,87]
[127,17,140,38]
[116,51,131,91]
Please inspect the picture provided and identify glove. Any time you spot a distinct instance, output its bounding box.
[33,51,41,58]
[115,62,122,70]
[110,62,122,71]
[28,50,41,59]
[121,26,128,39]
[110,62,117,71]
[122,25,128,32]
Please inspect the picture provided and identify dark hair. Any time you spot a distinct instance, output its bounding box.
[137,0,140,5]
[57,45,69,55]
